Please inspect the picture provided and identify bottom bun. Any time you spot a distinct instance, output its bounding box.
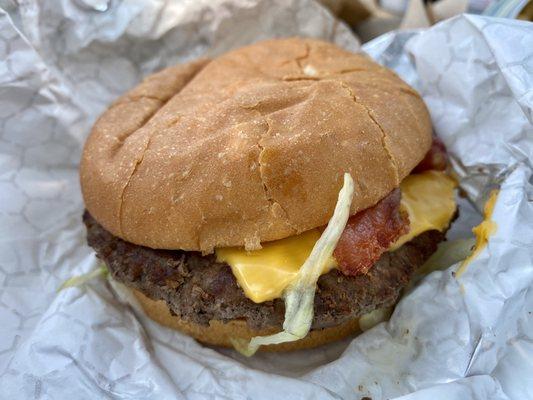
[133,289,361,352]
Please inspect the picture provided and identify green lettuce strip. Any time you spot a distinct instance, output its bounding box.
[57,265,108,292]
[232,173,355,356]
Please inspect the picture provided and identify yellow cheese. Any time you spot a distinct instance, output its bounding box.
[391,171,457,250]
[216,170,457,303]
[455,190,498,278]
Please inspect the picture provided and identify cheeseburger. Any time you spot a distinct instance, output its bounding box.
[80,38,456,354]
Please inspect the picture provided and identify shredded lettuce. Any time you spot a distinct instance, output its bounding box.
[421,238,476,275]
[359,307,393,331]
[403,238,475,294]
[232,173,355,356]
[57,265,108,292]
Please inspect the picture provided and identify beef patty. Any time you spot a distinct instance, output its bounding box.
[84,211,443,331]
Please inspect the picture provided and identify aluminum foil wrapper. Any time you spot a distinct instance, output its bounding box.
[0,0,532,398]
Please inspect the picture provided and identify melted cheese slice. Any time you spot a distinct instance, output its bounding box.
[455,189,498,278]
[391,171,457,250]
[216,229,336,303]
[216,171,457,303]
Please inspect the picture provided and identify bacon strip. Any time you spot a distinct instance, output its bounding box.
[413,136,448,173]
[333,188,409,276]
[333,137,448,276]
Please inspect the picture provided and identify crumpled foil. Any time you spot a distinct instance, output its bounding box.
[0,0,532,397]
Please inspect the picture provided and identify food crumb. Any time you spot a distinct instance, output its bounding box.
[459,283,466,294]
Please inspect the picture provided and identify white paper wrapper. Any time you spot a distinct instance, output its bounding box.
[0,1,531,398]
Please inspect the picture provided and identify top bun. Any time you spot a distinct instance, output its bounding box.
[80,38,432,253]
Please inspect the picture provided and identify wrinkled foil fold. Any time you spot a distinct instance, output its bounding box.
[0,3,532,399]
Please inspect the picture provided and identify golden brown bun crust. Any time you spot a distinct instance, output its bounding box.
[81,38,432,252]
[133,289,360,352]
